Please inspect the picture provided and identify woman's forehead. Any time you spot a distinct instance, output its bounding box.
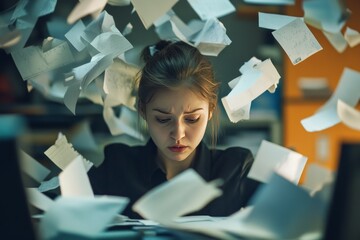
[147,87,209,111]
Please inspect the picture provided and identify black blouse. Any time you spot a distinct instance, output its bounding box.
[88,140,260,219]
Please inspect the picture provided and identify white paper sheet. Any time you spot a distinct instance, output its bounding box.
[302,0,348,33]
[322,31,347,53]
[258,12,301,30]
[272,18,322,65]
[192,18,231,56]
[187,0,235,20]
[26,188,54,211]
[103,106,145,141]
[11,40,75,80]
[65,20,87,52]
[19,150,50,183]
[44,132,93,171]
[103,58,138,109]
[248,140,307,184]
[344,27,360,48]
[302,163,334,193]
[59,156,94,197]
[38,176,60,193]
[130,0,178,29]
[221,58,280,123]
[245,0,294,5]
[39,196,129,239]
[301,68,360,132]
[337,99,360,131]
[132,169,222,224]
[67,0,107,24]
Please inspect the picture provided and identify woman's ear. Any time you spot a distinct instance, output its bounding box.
[208,110,213,121]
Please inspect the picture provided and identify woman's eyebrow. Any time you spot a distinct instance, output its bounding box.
[152,108,204,114]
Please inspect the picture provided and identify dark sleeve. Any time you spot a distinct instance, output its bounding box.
[236,149,262,207]
[213,147,262,212]
[88,145,114,195]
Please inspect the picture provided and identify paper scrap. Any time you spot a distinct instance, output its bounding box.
[258,12,301,30]
[245,0,294,5]
[322,31,347,53]
[248,140,307,184]
[272,18,322,65]
[38,176,60,193]
[11,40,75,80]
[19,150,50,183]
[39,196,129,239]
[133,169,222,224]
[59,156,94,197]
[130,0,178,29]
[26,188,54,211]
[344,27,360,48]
[67,0,107,24]
[44,132,93,171]
[337,99,360,131]
[187,0,235,20]
[301,68,360,132]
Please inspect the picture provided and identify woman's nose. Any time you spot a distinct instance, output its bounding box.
[170,121,185,142]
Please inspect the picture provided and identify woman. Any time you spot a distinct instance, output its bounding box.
[88,40,260,219]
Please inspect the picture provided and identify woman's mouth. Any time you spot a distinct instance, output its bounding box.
[168,145,188,153]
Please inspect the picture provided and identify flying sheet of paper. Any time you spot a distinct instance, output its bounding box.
[0,29,21,48]
[133,169,222,224]
[337,99,360,131]
[108,0,131,6]
[64,54,113,115]
[302,163,334,193]
[192,18,231,56]
[103,58,138,109]
[11,40,75,80]
[44,132,93,171]
[26,188,54,211]
[172,173,325,240]
[244,0,294,5]
[243,174,325,239]
[248,140,307,184]
[39,196,129,239]
[272,18,322,65]
[90,30,133,59]
[258,12,301,30]
[80,11,114,43]
[6,0,56,52]
[11,0,57,20]
[344,27,360,48]
[322,31,347,53]
[187,0,235,20]
[65,20,87,52]
[154,10,199,44]
[302,0,348,33]
[301,68,360,132]
[103,106,145,141]
[38,176,60,193]
[67,0,107,24]
[130,0,178,29]
[19,150,50,183]
[222,58,280,123]
[59,156,94,197]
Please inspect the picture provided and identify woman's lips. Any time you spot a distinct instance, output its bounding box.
[168,145,188,153]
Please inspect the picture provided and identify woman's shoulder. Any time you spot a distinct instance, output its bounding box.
[212,146,253,161]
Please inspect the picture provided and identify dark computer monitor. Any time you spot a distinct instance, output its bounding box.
[0,115,37,240]
[323,142,360,240]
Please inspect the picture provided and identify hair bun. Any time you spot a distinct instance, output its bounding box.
[142,40,173,62]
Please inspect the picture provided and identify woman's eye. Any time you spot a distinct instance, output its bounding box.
[186,117,200,123]
[156,118,170,123]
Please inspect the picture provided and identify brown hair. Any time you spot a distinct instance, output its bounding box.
[136,40,220,147]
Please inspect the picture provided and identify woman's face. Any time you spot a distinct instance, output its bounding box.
[144,87,211,164]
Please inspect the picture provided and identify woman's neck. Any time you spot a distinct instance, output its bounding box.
[157,150,197,180]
